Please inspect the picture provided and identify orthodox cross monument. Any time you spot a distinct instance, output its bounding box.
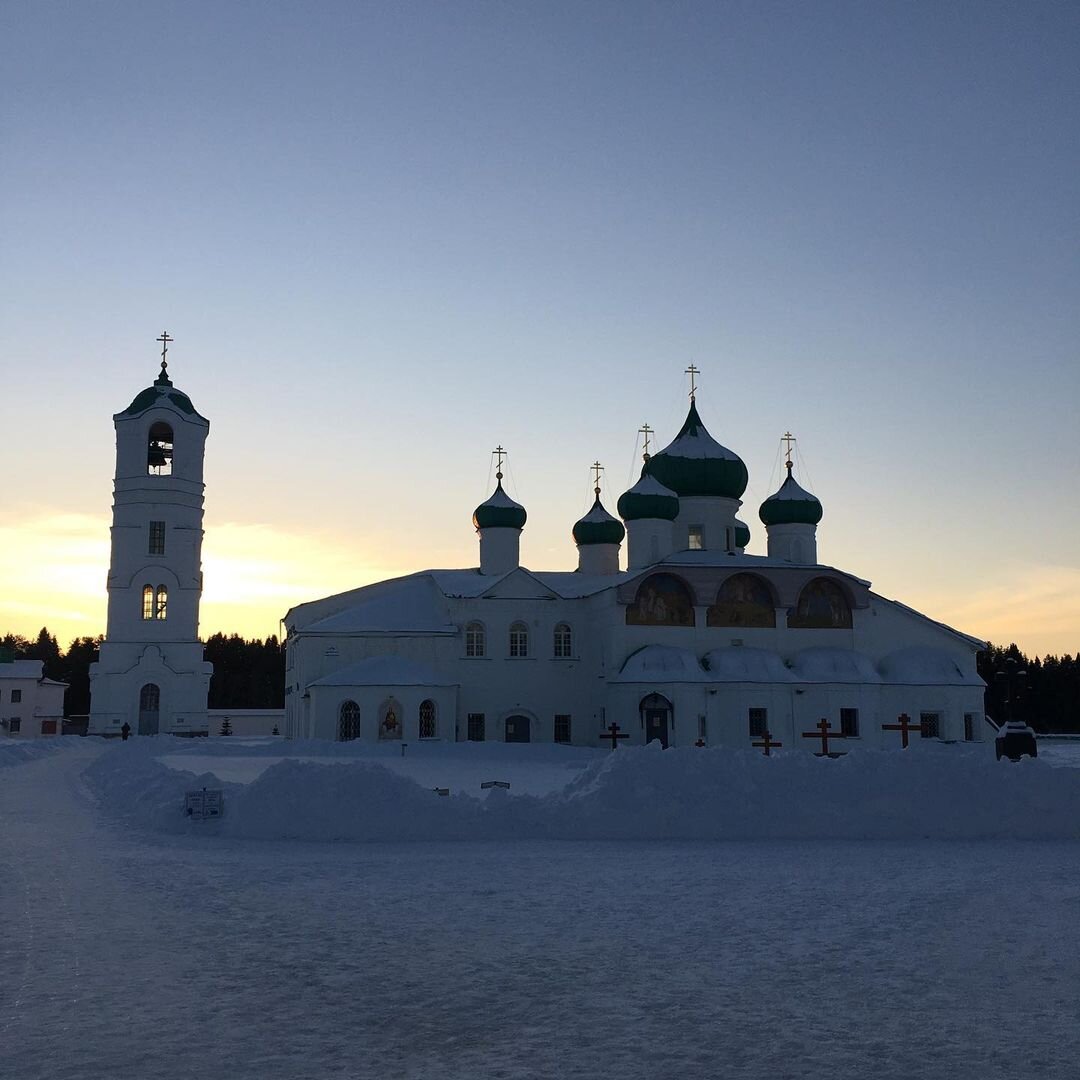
[88,334,213,736]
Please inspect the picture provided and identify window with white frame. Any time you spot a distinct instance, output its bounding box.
[154,585,168,620]
[11,689,21,704]
[509,621,529,658]
[465,621,486,657]
[142,585,154,620]
[553,623,572,658]
[419,699,437,739]
[688,525,705,550]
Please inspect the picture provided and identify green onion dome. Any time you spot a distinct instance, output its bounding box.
[617,466,680,522]
[473,477,527,531]
[573,494,626,546]
[646,399,748,499]
[759,464,823,526]
[116,361,203,419]
[734,518,751,548]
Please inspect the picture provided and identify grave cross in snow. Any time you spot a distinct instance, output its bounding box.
[752,730,783,756]
[599,722,629,750]
[881,712,920,749]
[802,718,845,756]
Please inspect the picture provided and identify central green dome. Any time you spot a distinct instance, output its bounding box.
[646,399,747,499]
[473,478,527,531]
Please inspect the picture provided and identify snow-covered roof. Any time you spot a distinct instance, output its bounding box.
[613,645,709,683]
[878,647,984,686]
[702,647,797,683]
[0,659,45,680]
[309,656,456,688]
[790,648,882,684]
[303,575,458,635]
[870,593,986,650]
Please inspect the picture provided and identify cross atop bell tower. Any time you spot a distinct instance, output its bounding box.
[155,331,173,385]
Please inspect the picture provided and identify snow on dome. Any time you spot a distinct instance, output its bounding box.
[701,647,796,683]
[790,647,881,683]
[646,399,748,499]
[309,656,456,687]
[573,496,626,546]
[472,479,527,531]
[613,644,707,683]
[878,647,984,686]
[759,465,823,526]
[616,467,680,522]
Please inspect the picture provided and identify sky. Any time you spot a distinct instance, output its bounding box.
[1,1,1078,656]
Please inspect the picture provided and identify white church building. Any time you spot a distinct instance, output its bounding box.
[283,388,988,751]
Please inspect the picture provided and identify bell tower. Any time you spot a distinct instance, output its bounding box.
[88,333,213,735]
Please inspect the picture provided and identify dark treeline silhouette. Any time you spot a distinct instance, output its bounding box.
[977,642,1080,733]
[3,629,1077,731]
[2,628,285,714]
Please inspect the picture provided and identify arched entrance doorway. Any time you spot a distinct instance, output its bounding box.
[138,683,160,736]
[640,693,672,748]
[505,714,531,743]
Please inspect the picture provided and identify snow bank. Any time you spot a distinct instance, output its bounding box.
[81,737,1080,842]
[0,737,65,768]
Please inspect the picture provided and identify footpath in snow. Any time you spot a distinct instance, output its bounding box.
[80,735,1080,842]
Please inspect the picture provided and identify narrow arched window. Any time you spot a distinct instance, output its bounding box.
[142,585,154,620]
[154,585,168,620]
[339,700,361,741]
[465,621,486,657]
[419,699,437,739]
[147,422,174,476]
[139,683,160,713]
[553,623,572,658]
[509,621,529,658]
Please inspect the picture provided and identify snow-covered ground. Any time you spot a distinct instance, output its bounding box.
[3,737,1080,1079]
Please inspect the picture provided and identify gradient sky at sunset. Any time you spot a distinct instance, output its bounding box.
[2,2,1078,656]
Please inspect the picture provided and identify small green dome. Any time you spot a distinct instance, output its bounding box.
[116,362,202,420]
[646,399,748,499]
[734,518,751,548]
[473,479,527,531]
[617,466,680,521]
[759,465,823,526]
[573,495,626,546]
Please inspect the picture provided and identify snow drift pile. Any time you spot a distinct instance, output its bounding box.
[80,736,1080,842]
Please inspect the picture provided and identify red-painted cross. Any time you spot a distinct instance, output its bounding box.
[599,722,629,750]
[752,730,783,756]
[802,718,846,756]
[881,712,920,749]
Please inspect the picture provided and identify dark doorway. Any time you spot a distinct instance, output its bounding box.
[640,693,672,748]
[138,683,160,736]
[505,715,531,743]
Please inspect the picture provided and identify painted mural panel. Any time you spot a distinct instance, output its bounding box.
[625,574,695,626]
[706,573,776,627]
[788,578,853,629]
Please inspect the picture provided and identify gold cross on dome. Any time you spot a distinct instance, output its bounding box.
[493,445,506,479]
[782,431,796,471]
[685,364,699,398]
[156,330,173,374]
[591,460,604,495]
[639,422,653,456]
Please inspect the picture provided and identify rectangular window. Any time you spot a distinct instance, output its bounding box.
[964,713,975,741]
[41,719,57,735]
[11,689,21,704]
[467,713,486,742]
[748,707,767,738]
[554,714,571,744]
[149,520,166,555]
[688,525,704,550]
[465,624,485,657]
[840,708,859,737]
[9,718,20,733]
[920,712,941,739]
